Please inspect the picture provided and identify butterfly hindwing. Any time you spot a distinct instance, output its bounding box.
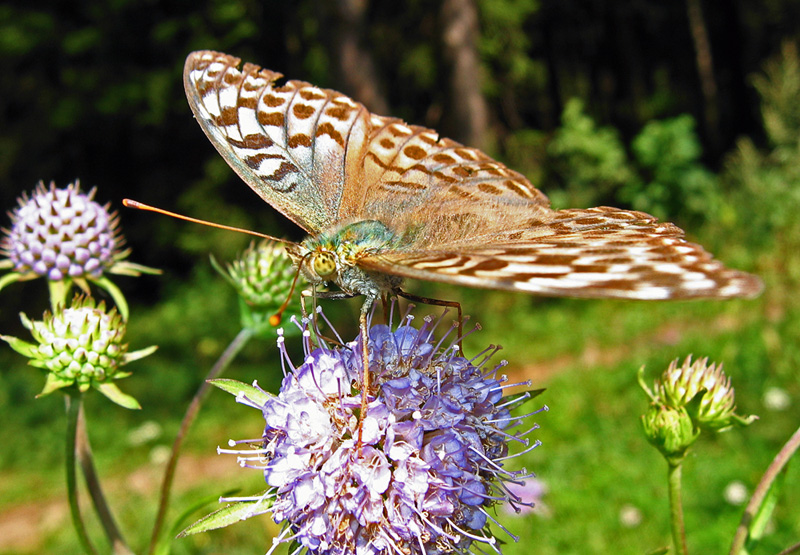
[360,207,762,299]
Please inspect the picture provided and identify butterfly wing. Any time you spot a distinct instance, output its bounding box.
[184,50,377,232]
[360,206,763,299]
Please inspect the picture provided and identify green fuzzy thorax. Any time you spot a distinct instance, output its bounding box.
[303,220,403,264]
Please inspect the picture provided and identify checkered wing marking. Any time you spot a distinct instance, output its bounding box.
[183,51,551,241]
[184,51,374,232]
[185,51,763,301]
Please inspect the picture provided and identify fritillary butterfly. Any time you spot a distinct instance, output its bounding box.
[182,50,761,316]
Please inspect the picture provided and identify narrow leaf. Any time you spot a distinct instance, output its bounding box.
[96,383,141,409]
[178,497,272,537]
[209,378,275,406]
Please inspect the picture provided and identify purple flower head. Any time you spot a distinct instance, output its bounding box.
[222,307,546,554]
[2,181,122,281]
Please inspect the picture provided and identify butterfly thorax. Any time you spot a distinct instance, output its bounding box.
[287,220,405,309]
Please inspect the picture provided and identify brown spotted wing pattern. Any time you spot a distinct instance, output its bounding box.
[184,50,762,301]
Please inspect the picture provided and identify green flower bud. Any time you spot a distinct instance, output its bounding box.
[212,241,302,336]
[223,241,296,308]
[658,356,748,431]
[641,403,699,465]
[2,296,156,408]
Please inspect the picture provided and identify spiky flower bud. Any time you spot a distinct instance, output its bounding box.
[208,309,545,554]
[2,181,122,281]
[1,296,155,408]
[222,241,296,308]
[641,403,699,465]
[658,356,740,430]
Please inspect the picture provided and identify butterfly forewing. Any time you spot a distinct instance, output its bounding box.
[184,50,762,301]
[184,51,373,232]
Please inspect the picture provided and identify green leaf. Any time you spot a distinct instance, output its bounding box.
[95,382,141,409]
[0,334,38,358]
[154,490,239,555]
[123,344,158,364]
[178,497,272,537]
[0,271,23,293]
[37,373,75,396]
[745,467,787,550]
[209,378,275,406]
[92,276,129,321]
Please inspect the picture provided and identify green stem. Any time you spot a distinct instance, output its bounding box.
[668,460,688,555]
[65,393,98,555]
[48,279,71,312]
[147,327,254,554]
[729,425,800,555]
[75,405,134,555]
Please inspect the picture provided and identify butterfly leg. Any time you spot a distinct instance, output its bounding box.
[307,289,373,448]
[356,306,371,449]
[303,287,381,450]
[304,289,358,347]
[396,290,465,349]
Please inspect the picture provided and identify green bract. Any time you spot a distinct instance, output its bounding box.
[212,240,301,337]
[641,403,699,465]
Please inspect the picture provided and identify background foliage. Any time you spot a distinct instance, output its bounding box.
[0,1,798,554]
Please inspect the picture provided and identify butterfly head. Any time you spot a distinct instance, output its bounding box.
[286,221,405,302]
[285,243,333,285]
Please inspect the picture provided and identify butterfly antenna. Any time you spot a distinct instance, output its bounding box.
[269,257,309,327]
[122,199,292,245]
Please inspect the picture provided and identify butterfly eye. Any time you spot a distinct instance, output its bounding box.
[312,251,338,280]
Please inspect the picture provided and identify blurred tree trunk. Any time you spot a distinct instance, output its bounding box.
[440,0,489,150]
[686,0,720,150]
[329,0,389,115]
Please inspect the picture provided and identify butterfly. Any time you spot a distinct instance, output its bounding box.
[182,50,761,406]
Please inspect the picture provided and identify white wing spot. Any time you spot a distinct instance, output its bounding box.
[200,92,221,118]
[238,108,262,137]
[218,87,239,110]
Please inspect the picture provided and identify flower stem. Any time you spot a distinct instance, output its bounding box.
[147,327,254,554]
[65,393,98,555]
[729,425,800,555]
[48,279,70,312]
[75,404,134,554]
[668,460,688,555]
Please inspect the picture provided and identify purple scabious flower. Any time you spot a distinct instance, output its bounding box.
[1,181,159,319]
[219,308,545,554]
[2,181,122,281]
